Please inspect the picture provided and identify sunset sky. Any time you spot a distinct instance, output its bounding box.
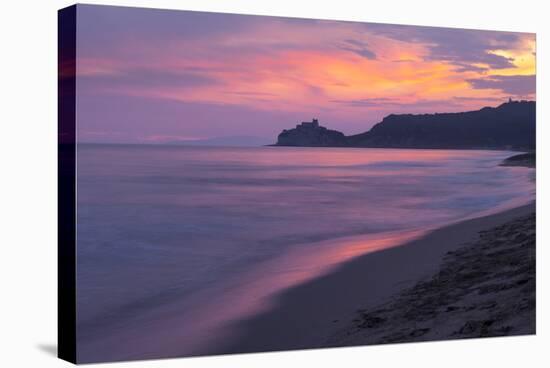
[75,5,536,143]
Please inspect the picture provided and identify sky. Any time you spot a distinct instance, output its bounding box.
[74,4,536,144]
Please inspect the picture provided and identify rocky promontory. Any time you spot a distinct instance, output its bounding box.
[273,100,536,150]
[275,119,347,147]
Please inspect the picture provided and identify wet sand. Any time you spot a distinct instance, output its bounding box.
[219,201,535,355]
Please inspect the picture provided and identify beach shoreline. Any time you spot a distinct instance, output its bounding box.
[327,207,535,347]
[217,199,535,355]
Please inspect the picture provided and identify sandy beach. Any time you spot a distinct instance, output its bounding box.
[219,158,535,354]
[327,208,535,346]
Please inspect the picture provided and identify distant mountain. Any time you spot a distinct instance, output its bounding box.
[168,135,273,147]
[274,101,535,150]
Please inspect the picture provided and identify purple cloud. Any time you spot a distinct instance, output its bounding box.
[467,74,535,95]
[330,96,508,112]
[364,23,526,71]
[79,68,220,92]
[339,39,377,59]
[330,97,399,108]
[76,5,267,55]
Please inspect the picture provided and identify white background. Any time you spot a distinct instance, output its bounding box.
[0,0,547,367]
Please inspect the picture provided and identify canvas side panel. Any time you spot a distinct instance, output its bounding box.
[58,4,77,364]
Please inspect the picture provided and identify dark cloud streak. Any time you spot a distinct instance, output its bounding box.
[467,74,535,95]
[79,68,221,91]
[338,39,377,59]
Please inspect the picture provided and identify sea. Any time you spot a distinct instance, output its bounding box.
[75,144,535,362]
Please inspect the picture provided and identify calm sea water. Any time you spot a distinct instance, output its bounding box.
[76,145,534,362]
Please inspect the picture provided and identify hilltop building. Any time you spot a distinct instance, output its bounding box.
[296,118,319,129]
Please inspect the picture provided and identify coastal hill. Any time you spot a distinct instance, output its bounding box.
[275,100,535,150]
